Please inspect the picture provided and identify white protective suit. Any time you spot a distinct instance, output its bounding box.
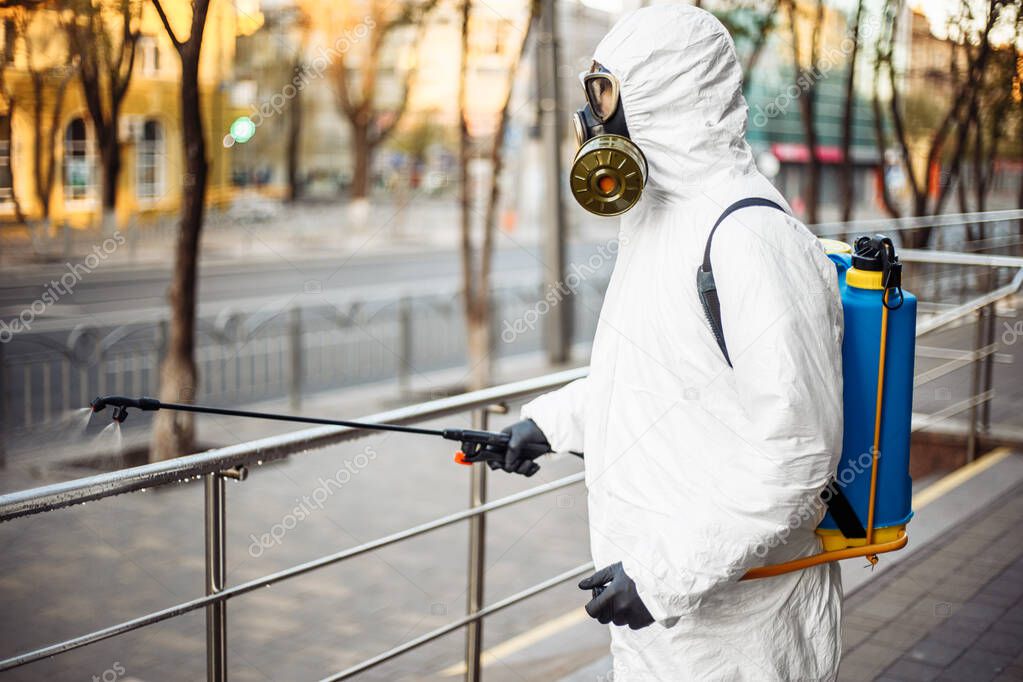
[521,5,845,680]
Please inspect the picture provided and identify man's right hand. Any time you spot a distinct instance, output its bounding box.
[487,419,551,477]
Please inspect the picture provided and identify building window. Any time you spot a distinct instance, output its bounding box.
[63,117,94,203]
[136,119,164,201]
[0,115,12,204]
[139,35,160,77]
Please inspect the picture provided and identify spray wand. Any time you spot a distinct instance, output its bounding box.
[89,395,550,469]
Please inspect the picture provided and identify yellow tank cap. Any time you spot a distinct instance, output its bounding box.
[819,238,852,255]
[817,524,905,551]
[846,267,884,290]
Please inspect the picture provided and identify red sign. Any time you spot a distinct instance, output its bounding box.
[771,143,845,164]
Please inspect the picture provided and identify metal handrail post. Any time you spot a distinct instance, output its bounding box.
[981,302,996,431]
[205,472,228,682]
[464,406,489,682]
[967,307,985,462]
[289,306,303,411]
[0,341,7,468]
[398,296,412,397]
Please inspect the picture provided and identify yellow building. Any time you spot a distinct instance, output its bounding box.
[0,0,258,229]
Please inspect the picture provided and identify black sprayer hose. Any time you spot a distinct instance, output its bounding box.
[159,399,446,437]
[90,395,443,436]
[88,395,550,471]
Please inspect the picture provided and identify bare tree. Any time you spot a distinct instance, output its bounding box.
[63,0,141,232]
[19,6,74,223]
[458,0,474,384]
[838,0,864,221]
[872,0,1002,247]
[0,10,26,223]
[324,0,436,203]
[285,56,303,202]
[267,5,308,203]
[459,0,537,390]
[784,0,825,224]
[709,0,780,90]
[150,0,211,461]
[740,0,777,86]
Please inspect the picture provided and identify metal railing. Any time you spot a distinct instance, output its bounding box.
[0,271,610,440]
[0,244,1021,680]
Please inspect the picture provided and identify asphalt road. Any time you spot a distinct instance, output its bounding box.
[0,242,610,321]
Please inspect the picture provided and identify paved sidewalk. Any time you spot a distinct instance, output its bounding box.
[561,452,1023,682]
[839,480,1023,681]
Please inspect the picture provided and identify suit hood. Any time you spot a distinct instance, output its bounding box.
[593,4,756,204]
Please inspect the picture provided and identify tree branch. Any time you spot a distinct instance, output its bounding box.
[151,0,182,52]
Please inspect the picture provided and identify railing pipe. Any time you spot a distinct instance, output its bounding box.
[320,562,595,682]
[288,306,303,411]
[0,472,585,672]
[464,406,490,682]
[0,368,588,522]
[205,472,228,682]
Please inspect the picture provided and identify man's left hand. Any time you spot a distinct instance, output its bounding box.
[579,561,655,630]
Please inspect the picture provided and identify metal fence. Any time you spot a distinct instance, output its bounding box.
[1,214,1022,681]
[0,274,610,440]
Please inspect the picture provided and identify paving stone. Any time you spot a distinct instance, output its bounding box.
[919,625,980,658]
[906,636,968,667]
[846,641,904,671]
[838,658,890,682]
[883,657,944,681]
[992,666,1023,682]
[953,602,1009,622]
[989,619,1023,639]
[982,576,1023,604]
[859,592,920,621]
[885,576,935,601]
[974,630,1023,658]
[844,611,889,632]
[869,621,930,651]
[943,649,1015,682]
[841,624,874,652]
[973,590,1014,608]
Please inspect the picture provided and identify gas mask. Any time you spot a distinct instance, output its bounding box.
[570,67,648,216]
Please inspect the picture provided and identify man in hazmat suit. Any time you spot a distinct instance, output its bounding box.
[493,4,845,680]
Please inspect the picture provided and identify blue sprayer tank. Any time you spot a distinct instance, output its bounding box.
[816,236,916,551]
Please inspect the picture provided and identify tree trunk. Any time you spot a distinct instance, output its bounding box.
[1017,167,1023,251]
[465,300,490,390]
[799,92,820,225]
[98,117,120,233]
[31,76,46,216]
[350,121,372,200]
[839,0,864,222]
[151,47,207,462]
[285,62,302,203]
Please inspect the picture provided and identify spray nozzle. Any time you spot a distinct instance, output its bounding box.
[90,395,162,422]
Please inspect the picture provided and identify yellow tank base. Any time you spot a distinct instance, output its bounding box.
[817,524,907,551]
[742,530,908,580]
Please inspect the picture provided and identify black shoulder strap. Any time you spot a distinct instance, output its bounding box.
[695,199,867,540]
[696,198,787,367]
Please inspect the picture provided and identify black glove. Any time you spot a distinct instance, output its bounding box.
[579,562,655,630]
[486,419,551,477]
